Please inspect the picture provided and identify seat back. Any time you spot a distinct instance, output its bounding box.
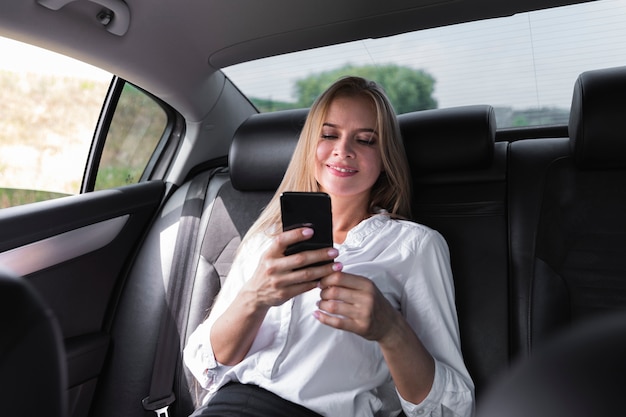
[185,108,308,335]
[509,66,626,357]
[188,105,510,402]
[477,310,626,417]
[0,268,67,417]
[398,105,509,397]
[184,109,308,407]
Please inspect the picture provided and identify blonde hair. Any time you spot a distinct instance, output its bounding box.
[243,76,412,243]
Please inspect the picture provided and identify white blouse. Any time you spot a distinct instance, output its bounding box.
[184,213,474,417]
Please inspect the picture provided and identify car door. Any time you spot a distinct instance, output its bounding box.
[0,71,180,417]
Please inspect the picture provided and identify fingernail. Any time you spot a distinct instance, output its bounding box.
[332,262,343,272]
[312,310,321,320]
[302,228,314,236]
[328,248,338,258]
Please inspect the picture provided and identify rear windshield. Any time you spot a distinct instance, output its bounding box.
[224,0,626,128]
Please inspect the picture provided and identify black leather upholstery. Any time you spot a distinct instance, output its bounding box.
[509,66,626,359]
[569,66,626,169]
[508,138,570,357]
[401,105,508,397]
[0,268,67,417]
[94,68,626,415]
[229,108,308,191]
[90,67,626,416]
[231,105,497,190]
[477,311,626,417]
[398,105,496,173]
[226,105,508,397]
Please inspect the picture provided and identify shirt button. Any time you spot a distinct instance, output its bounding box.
[417,410,425,415]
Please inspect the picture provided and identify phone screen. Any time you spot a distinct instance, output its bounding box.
[280,192,333,259]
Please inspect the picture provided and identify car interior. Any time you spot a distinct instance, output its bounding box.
[2,0,626,416]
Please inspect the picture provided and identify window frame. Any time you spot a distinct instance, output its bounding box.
[82,77,182,193]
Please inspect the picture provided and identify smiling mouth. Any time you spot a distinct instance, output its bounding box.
[328,164,357,173]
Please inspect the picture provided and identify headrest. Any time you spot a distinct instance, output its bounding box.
[569,66,626,169]
[398,105,496,173]
[229,109,308,191]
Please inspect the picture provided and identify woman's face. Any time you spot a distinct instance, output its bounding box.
[314,94,383,203]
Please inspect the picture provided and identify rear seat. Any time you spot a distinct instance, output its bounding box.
[398,105,509,398]
[509,65,626,358]
[91,110,308,417]
[95,65,626,416]
[184,109,308,407]
[182,105,510,407]
[184,106,510,404]
[185,108,309,339]
[478,66,626,416]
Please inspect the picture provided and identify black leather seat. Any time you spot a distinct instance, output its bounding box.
[223,105,513,400]
[399,105,509,397]
[186,108,308,338]
[508,65,626,358]
[477,311,626,417]
[0,267,67,417]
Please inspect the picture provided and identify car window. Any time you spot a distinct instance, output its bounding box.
[0,37,169,208]
[223,0,626,128]
[93,82,169,191]
[0,37,111,208]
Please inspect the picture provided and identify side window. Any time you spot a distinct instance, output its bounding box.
[0,36,111,208]
[94,83,168,191]
[0,38,172,208]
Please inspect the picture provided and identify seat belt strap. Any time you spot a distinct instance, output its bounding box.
[142,168,218,416]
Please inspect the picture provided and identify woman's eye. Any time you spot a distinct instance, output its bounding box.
[357,137,376,145]
[321,134,337,139]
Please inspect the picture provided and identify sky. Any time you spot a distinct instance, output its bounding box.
[0,36,110,82]
[223,0,626,110]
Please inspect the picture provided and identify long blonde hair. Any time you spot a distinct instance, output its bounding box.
[243,76,412,244]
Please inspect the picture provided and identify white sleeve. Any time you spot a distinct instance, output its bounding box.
[183,233,268,388]
[399,230,475,417]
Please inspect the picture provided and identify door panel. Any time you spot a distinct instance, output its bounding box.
[0,180,165,417]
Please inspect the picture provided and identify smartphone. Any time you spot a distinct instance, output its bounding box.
[280,192,333,262]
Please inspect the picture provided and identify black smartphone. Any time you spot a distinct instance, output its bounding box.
[280,192,333,261]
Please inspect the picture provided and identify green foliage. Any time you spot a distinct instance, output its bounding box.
[0,188,68,208]
[95,166,141,190]
[250,97,299,112]
[494,106,569,127]
[294,64,438,113]
[250,64,438,114]
[94,83,167,191]
[0,70,107,148]
[241,64,573,129]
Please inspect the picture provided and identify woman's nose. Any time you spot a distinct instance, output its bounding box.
[333,137,355,158]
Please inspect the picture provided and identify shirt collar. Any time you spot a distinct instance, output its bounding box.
[340,209,390,248]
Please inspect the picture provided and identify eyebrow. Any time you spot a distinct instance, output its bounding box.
[322,123,379,135]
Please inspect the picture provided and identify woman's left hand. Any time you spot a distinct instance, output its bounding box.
[315,272,400,343]
[316,271,436,404]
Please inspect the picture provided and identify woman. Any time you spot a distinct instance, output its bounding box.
[184,77,474,416]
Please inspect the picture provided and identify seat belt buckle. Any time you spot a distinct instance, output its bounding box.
[154,406,170,417]
[142,393,176,417]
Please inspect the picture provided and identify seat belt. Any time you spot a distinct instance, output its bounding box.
[142,168,220,417]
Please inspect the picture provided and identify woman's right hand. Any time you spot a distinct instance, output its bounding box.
[210,226,340,365]
[245,226,341,309]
